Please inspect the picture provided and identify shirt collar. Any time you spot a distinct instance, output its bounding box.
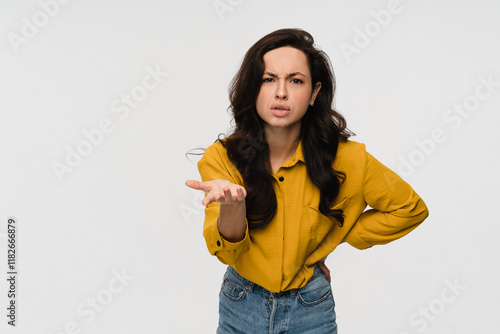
[281,140,305,168]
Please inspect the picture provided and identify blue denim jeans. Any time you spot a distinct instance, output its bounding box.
[217,265,337,333]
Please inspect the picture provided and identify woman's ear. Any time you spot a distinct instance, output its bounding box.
[310,82,322,106]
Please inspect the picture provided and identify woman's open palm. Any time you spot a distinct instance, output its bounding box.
[185,179,247,206]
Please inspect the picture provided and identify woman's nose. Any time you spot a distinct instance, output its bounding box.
[275,81,287,99]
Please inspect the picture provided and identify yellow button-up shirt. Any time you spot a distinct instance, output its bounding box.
[198,139,429,293]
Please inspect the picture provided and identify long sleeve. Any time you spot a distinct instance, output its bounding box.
[198,142,251,264]
[343,150,429,249]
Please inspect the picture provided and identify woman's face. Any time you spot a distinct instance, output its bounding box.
[255,46,321,133]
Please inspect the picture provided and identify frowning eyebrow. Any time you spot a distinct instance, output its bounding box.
[263,71,308,78]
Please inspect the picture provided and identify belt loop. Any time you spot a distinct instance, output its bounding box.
[245,281,254,293]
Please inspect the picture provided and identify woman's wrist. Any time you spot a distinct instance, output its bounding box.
[218,201,247,242]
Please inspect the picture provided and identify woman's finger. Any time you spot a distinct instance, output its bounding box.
[222,188,231,203]
[236,187,245,201]
[318,261,331,283]
[186,180,214,193]
[201,193,214,206]
[202,189,222,206]
[232,188,241,201]
[185,180,201,190]
[223,187,242,203]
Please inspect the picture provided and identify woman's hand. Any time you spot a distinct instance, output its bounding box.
[318,257,331,283]
[186,179,247,242]
[185,179,247,206]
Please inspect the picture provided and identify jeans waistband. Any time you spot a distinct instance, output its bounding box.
[226,265,320,295]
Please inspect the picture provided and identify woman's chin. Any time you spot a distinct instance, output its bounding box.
[263,120,301,131]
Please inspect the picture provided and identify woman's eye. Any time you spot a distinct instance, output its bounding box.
[262,78,274,83]
[291,78,303,84]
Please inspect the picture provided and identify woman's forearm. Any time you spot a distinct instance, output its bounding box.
[218,201,247,242]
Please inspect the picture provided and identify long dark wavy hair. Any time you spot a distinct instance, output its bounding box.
[220,28,353,229]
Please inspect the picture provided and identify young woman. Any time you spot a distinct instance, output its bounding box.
[186,28,429,333]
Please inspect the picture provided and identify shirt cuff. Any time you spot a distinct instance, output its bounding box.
[208,217,250,254]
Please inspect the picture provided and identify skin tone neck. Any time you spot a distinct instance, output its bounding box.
[265,123,301,173]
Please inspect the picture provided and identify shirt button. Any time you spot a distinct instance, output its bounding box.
[216,240,221,246]
[279,176,284,182]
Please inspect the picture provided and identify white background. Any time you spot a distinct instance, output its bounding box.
[1,0,499,333]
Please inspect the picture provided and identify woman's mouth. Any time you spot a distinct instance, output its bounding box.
[271,104,290,116]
